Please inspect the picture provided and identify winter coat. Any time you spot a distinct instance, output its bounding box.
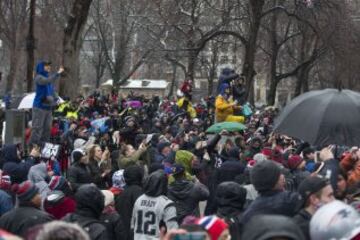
[119,126,137,146]
[240,190,302,224]
[217,68,238,93]
[241,214,305,240]
[0,205,53,237]
[0,190,13,217]
[215,95,235,122]
[67,162,93,192]
[2,144,31,184]
[144,170,168,197]
[63,184,108,240]
[215,182,246,219]
[232,84,246,105]
[215,182,247,240]
[100,206,126,240]
[175,150,194,175]
[45,196,76,220]
[117,148,146,170]
[215,160,245,185]
[88,159,107,189]
[33,61,60,110]
[115,165,144,240]
[293,209,312,240]
[177,98,196,118]
[167,179,209,223]
[28,162,51,202]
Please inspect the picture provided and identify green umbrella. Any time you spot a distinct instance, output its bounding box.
[206,121,247,134]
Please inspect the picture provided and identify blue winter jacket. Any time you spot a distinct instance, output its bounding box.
[33,61,60,110]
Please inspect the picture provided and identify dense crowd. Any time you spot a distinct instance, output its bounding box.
[0,64,360,240]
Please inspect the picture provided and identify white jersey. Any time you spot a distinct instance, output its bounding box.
[132,194,178,240]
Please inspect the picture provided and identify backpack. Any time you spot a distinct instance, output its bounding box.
[64,214,106,239]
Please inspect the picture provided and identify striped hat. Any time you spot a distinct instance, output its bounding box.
[48,176,67,191]
[12,181,39,203]
[197,216,229,240]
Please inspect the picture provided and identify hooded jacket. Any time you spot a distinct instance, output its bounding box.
[0,204,53,237]
[2,144,31,184]
[28,162,51,201]
[144,169,168,197]
[115,165,144,240]
[167,179,209,223]
[215,181,247,218]
[33,61,60,110]
[63,184,108,240]
[241,214,305,240]
[215,182,247,240]
[67,158,93,192]
[217,68,239,93]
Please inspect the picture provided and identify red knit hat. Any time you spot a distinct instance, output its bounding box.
[261,148,272,157]
[196,216,228,240]
[288,155,304,170]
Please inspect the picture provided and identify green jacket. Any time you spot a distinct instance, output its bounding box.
[117,148,147,169]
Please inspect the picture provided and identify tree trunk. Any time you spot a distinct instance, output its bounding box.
[60,0,93,98]
[208,69,215,96]
[186,50,198,81]
[168,63,177,98]
[5,46,19,94]
[267,8,279,106]
[242,0,265,104]
[294,74,303,97]
[302,67,310,92]
[26,0,36,93]
[267,79,279,106]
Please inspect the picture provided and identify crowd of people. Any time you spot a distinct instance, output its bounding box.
[0,64,360,240]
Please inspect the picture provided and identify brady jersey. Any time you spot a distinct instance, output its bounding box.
[132,194,178,240]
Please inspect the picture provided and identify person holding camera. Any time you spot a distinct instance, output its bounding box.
[30,61,64,146]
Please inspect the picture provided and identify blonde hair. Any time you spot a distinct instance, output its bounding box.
[87,144,101,161]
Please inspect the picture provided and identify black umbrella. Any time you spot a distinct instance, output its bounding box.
[274,88,360,147]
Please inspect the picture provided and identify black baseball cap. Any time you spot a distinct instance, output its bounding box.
[298,176,329,204]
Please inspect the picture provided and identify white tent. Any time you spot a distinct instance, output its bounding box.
[101,79,113,87]
[18,92,65,109]
[101,79,168,89]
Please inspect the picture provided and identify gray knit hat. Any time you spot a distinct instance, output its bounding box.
[250,161,281,193]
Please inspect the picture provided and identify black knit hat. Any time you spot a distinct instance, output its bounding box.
[12,180,39,203]
[72,149,85,162]
[298,176,328,204]
[250,161,281,193]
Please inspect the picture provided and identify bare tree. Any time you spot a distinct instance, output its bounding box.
[0,0,28,94]
[60,0,93,98]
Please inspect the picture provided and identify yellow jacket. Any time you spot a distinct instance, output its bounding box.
[215,95,234,122]
[177,97,197,118]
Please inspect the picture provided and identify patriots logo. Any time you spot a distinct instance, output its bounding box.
[328,209,352,226]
